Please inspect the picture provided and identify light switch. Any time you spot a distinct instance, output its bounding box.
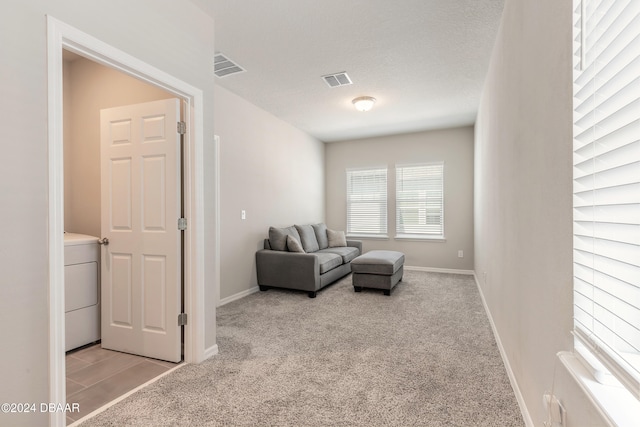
[241,210,246,220]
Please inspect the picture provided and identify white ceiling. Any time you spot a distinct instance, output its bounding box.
[192,0,505,142]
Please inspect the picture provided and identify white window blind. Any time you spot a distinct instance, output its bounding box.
[572,0,640,399]
[346,167,387,236]
[396,163,444,238]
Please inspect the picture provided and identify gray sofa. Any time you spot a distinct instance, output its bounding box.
[256,223,362,298]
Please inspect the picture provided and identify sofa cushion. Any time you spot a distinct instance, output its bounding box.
[312,223,329,249]
[327,228,347,247]
[314,252,343,274]
[317,246,360,264]
[295,224,320,253]
[286,235,305,253]
[269,226,301,251]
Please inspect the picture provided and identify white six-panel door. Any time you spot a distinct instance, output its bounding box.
[100,98,181,362]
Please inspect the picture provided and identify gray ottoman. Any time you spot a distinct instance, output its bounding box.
[351,250,405,295]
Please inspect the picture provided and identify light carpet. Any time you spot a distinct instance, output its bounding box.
[81,270,524,426]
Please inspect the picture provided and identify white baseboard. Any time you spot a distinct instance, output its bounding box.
[404,265,475,275]
[217,286,260,307]
[473,273,534,427]
[204,344,219,360]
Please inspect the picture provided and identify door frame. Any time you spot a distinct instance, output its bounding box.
[47,16,212,426]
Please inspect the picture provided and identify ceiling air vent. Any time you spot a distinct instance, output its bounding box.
[214,53,246,78]
[322,72,352,88]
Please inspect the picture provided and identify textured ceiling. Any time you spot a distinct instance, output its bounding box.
[192,0,505,142]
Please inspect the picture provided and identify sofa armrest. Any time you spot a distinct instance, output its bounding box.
[346,240,362,255]
[256,250,320,292]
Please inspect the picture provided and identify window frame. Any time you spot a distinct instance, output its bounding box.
[395,162,445,241]
[571,0,640,405]
[345,166,389,238]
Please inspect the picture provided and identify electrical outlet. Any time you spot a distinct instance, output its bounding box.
[241,210,246,220]
[458,250,463,258]
[543,393,566,427]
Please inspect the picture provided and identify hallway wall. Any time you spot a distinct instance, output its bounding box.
[0,2,216,425]
[214,85,325,301]
[474,0,608,425]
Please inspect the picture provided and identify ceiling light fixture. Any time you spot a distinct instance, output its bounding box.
[352,96,376,112]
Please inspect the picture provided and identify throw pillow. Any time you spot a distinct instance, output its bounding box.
[295,224,320,253]
[286,235,305,253]
[269,226,301,251]
[327,228,347,247]
[312,223,329,249]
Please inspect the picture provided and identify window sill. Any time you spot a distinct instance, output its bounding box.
[558,351,640,427]
[346,234,390,240]
[394,234,446,242]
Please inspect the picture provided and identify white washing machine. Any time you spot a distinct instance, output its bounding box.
[64,233,101,352]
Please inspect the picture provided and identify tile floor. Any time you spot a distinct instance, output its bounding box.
[65,344,179,425]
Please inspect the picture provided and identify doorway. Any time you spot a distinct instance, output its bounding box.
[63,54,184,362]
[48,16,209,427]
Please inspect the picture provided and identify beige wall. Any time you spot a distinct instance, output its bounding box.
[64,56,173,237]
[474,0,607,425]
[214,85,325,301]
[325,127,474,271]
[0,2,216,425]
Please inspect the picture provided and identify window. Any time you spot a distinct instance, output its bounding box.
[346,167,387,236]
[572,0,640,400]
[396,163,444,239]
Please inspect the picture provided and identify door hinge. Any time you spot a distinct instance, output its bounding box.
[178,217,187,230]
[178,313,188,326]
[177,121,186,135]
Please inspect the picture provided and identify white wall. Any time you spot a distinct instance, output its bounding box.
[474,0,608,425]
[325,127,474,271]
[214,85,325,301]
[64,56,173,237]
[0,2,216,425]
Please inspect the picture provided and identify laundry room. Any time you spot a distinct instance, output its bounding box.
[62,51,174,352]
